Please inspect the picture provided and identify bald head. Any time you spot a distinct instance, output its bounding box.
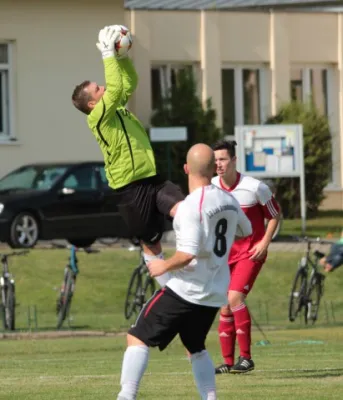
[186,143,215,178]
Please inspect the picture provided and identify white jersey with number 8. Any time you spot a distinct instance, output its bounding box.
[166,184,252,307]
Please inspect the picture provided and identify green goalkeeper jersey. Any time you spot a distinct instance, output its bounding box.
[87,57,157,189]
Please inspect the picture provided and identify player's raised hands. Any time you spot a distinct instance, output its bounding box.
[96,26,121,59]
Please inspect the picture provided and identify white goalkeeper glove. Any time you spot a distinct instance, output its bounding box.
[96,26,121,59]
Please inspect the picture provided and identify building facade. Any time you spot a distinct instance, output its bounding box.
[0,0,342,209]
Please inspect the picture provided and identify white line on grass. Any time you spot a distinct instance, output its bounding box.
[0,367,342,383]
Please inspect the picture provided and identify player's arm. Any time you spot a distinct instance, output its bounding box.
[118,57,138,106]
[256,182,281,244]
[89,28,123,122]
[92,57,123,120]
[148,206,201,276]
[249,182,281,260]
[163,208,201,272]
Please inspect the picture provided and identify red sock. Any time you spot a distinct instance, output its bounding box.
[231,303,251,359]
[218,312,236,366]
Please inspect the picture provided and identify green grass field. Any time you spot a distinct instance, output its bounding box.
[280,210,343,239]
[4,247,342,332]
[0,245,342,398]
[0,327,343,399]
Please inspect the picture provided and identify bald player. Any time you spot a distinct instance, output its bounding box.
[116,144,252,400]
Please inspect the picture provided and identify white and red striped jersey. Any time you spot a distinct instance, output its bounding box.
[212,173,280,263]
[166,184,252,307]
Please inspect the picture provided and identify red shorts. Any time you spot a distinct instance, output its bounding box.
[229,258,264,296]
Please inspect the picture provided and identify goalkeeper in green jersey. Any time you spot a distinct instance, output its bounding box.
[71,26,184,286]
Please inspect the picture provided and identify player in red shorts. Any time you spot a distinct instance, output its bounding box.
[212,140,281,374]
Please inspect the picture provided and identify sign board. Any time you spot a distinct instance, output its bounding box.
[235,125,303,177]
[235,124,306,233]
[150,127,187,142]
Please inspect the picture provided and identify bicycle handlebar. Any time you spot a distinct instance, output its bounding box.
[290,236,335,245]
[0,250,29,258]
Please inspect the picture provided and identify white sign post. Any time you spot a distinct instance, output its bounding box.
[150,127,188,180]
[235,124,306,233]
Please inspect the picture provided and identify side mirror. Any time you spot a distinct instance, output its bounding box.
[59,187,75,196]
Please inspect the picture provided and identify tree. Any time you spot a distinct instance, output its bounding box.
[151,68,222,192]
[265,101,332,218]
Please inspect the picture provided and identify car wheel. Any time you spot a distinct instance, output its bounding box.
[8,212,39,248]
[67,238,96,248]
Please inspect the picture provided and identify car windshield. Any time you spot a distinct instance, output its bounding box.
[0,165,69,190]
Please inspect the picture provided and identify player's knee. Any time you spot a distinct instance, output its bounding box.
[228,290,245,307]
[186,344,206,355]
[127,333,146,347]
[189,349,207,361]
[169,201,181,218]
[220,304,231,315]
[181,335,205,354]
[141,232,163,248]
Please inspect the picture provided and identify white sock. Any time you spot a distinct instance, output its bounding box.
[190,350,217,400]
[117,345,149,400]
[143,252,171,287]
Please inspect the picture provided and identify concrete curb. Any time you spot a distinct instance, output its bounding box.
[0,330,126,340]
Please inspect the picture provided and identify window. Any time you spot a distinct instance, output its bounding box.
[290,66,335,183]
[151,64,201,110]
[0,43,12,139]
[0,165,68,190]
[243,69,261,125]
[222,66,268,136]
[221,69,235,136]
[290,68,303,102]
[63,166,97,190]
[290,66,331,116]
[99,166,110,189]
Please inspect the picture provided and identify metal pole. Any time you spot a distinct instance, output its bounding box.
[34,305,38,330]
[166,142,172,181]
[298,125,306,234]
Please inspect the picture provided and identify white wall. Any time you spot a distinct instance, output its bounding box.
[0,0,125,177]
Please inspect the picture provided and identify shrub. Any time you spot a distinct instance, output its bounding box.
[265,101,332,218]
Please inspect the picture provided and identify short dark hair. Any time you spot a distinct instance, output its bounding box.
[72,80,92,115]
[212,139,237,158]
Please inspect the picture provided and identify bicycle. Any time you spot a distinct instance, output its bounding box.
[288,236,332,325]
[56,244,98,329]
[124,240,156,320]
[0,250,29,331]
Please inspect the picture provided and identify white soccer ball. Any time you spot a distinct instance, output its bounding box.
[114,26,133,58]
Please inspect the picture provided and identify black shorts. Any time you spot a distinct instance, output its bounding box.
[129,286,219,354]
[113,175,185,244]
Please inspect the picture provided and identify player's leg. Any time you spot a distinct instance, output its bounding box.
[156,179,185,218]
[323,244,343,273]
[215,263,236,374]
[114,178,171,287]
[180,304,219,400]
[117,334,149,400]
[117,288,181,399]
[229,258,263,373]
[140,179,185,286]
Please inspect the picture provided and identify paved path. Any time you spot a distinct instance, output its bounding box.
[0,232,335,253]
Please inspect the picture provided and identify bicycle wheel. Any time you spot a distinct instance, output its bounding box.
[1,287,6,331]
[142,277,156,306]
[289,268,307,322]
[1,283,15,331]
[5,283,15,331]
[124,267,142,320]
[306,273,325,325]
[57,271,74,329]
